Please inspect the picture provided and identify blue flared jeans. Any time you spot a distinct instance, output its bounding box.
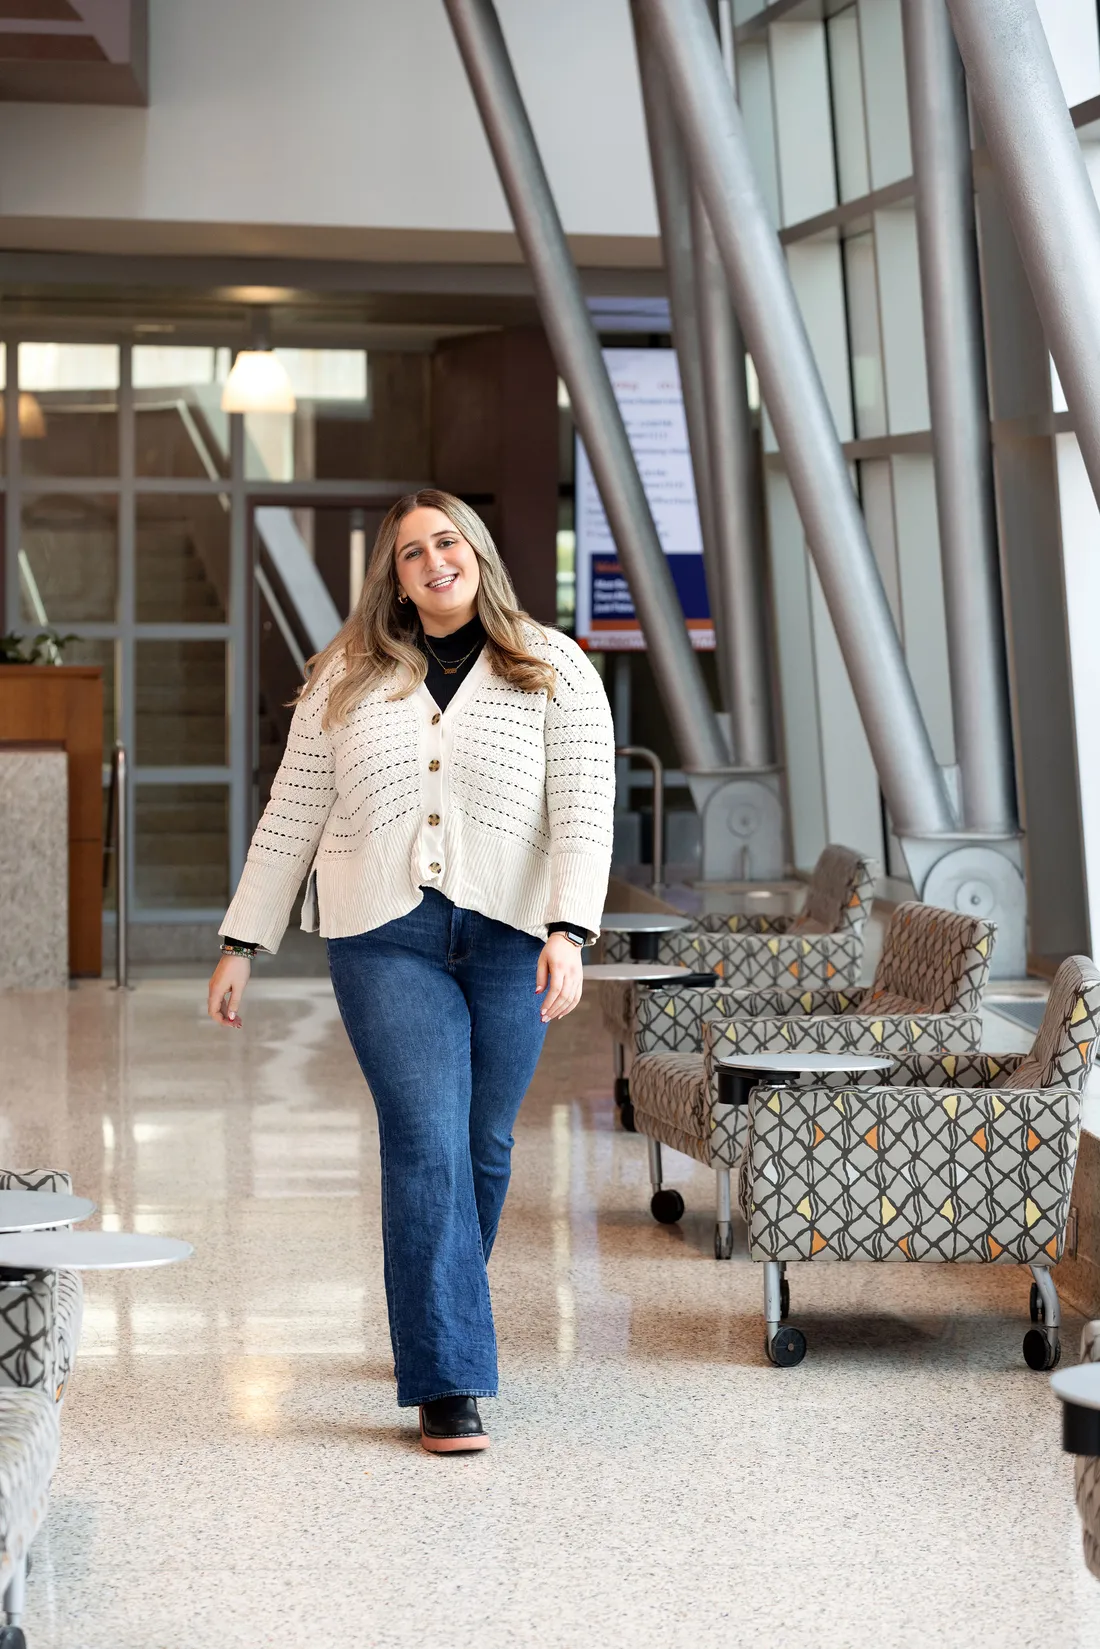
[327,889,547,1407]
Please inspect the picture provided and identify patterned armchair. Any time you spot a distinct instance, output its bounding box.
[630,902,996,1261]
[599,845,878,1125]
[740,955,1100,1368]
[0,1169,85,1639]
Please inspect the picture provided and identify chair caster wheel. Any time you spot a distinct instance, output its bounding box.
[619,1100,637,1133]
[714,1223,734,1260]
[1023,1327,1061,1370]
[780,1278,790,1320]
[614,1075,631,1108]
[1029,1282,1044,1322]
[0,1627,28,1648]
[766,1326,806,1367]
[651,1188,685,1225]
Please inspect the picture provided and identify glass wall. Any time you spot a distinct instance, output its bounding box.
[1,338,431,934]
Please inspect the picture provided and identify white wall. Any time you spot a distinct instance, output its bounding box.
[0,0,657,248]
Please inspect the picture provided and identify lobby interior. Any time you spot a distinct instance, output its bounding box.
[3,0,1100,1645]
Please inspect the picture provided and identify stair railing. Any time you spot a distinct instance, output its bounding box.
[102,742,130,989]
[616,744,665,895]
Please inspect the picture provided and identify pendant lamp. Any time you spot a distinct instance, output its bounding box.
[221,310,296,413]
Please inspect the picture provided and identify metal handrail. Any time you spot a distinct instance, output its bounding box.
[105,742,130,990]
[616,744,665,894]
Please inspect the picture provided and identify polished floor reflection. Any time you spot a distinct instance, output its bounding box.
[1,977,1098,1647]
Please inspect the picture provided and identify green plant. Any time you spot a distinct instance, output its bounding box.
[0,629,80,665]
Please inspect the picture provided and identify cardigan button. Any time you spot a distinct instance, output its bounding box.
[428,813,440,826]
[429,862,441,874]
[428,760,440,772]
[431,712,441,725]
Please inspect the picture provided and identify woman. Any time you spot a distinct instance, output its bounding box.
[207,490,615,1453]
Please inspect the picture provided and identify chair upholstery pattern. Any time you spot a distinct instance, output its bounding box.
[599,846,877,1045]
[742,1082,1079,1264]
[0,1391,60,1590]
[741,954,1100,1268]
[0,1170,84,1408]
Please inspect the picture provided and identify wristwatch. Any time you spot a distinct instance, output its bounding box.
[554,926,589,949]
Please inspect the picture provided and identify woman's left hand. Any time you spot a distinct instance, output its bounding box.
[536,933,585,1023]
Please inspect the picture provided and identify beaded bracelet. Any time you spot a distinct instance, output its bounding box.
[219,942,256,959]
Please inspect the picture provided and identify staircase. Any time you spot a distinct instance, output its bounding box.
[134,528,230,909]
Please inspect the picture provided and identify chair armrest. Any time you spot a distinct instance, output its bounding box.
[743,1082,1081,1263]
[704,985,860,1021]
[887,1051,1027,1088]
[635,985,742,1054]
[704,1008,983,1069]
[699,913,796,936]
[664,928,863,990]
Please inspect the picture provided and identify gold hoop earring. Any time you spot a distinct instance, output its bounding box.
[397,590,408,604]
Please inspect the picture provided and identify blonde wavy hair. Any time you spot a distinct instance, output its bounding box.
[300,489,556,728]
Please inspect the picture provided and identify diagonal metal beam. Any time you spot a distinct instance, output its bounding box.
[630,8,722,699]
[443,0,727,772]
[638,0,955,836]
[944,0,1100,513]
[902,0,1017,837]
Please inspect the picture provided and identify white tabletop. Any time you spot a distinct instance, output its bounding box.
[0,1191,96,1232]
[599,913,694,934]
[1051,1364,1100,1410]
[583,962,696,982]
[0,1231,193,1271]
[715,1052,894,1075]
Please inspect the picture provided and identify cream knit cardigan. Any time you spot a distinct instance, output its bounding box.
[220,627,616,953]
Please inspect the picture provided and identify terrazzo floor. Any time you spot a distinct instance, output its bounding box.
[1,976,1098,1648]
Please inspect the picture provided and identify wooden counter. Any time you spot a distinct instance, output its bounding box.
[0,666,104,976]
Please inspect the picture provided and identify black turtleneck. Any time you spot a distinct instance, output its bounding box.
[415,611,487,713]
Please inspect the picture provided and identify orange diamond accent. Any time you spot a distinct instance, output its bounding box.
[864,1125,879,1150]
[1026,1127,1041,1152]
[897,1235,911,1257]
[987,1235,1003,1259]
[788,961,800,978]
[810,1230,828,1255]
[813,1123,825,1147]
[971,1126,988,1152]
[826,961,837,979]
[1046,1236,1059,1260]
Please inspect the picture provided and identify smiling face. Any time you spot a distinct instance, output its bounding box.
[393,506,481,635]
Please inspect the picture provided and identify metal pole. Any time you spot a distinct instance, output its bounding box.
[443,0,727,773]
[630,6,726,712]
[638,0,955,837]
[944,0,1100,513]
[692,193,774,767]
[903,0,1017,836]
[618,745,665,892]
[114,742,129,990]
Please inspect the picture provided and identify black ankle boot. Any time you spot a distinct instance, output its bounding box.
[418,1395,490,1453]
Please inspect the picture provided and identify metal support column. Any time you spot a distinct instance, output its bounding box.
[945,0,1100,513]
[903,0,1017,837]
[639,0,955,840]
[692,195,774,770]
[631,5,725,717]
[444,0,727,774]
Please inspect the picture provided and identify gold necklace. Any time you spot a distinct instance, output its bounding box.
[422,633,482,676]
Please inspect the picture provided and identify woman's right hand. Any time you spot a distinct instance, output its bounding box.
[207,954,251,1029]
